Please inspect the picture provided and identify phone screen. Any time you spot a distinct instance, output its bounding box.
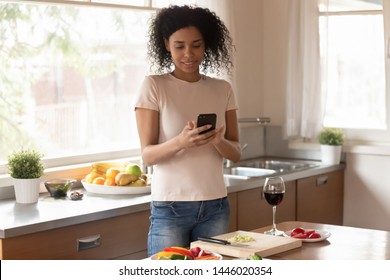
[197,113,217,134]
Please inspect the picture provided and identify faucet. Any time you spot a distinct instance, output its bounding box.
[225,143,248,168]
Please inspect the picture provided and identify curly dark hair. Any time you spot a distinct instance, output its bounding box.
[147,5,234,75]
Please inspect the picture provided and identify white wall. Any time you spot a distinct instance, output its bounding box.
[344,153,390,231]
[262,0,288,125]
[231,0,264,118]
[232,0,289,124]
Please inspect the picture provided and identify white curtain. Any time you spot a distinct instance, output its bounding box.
[284,0,324,139]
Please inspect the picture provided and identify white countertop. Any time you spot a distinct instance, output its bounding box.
[0,161,344,239]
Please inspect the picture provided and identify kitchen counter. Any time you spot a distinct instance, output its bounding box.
[255,221,390,259]
[0,161,344,239]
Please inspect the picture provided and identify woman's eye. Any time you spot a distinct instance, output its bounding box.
[173,44,201,50]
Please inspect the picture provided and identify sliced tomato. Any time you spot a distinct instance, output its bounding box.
[198,249,211,257]
[305,230,315,236]
[292,232,308,239]
[163,247,194,259]
[308,232,321,239]
[290,227,305,237]
[190,247,201,258]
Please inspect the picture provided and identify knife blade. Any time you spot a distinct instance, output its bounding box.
[198,237,249,247]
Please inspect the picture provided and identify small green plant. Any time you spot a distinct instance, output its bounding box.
[318,127,344,146]
[7,149,45,179]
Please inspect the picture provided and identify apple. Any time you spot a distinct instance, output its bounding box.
[125,164,142,177]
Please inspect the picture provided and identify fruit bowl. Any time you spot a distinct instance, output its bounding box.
[44,179,76,198]
[81,180,151,195]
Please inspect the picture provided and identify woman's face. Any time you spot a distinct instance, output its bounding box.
[165,26,205,82]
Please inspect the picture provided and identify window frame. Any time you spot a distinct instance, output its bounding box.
[319,0,390,143]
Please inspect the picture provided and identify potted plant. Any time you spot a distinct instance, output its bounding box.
[7,149,45,203]
[318,127,344,164]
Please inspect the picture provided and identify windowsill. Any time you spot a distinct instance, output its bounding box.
[289,139,390,156]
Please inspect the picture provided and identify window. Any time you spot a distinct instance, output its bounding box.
[0,2,153,168]
[0,0,207,178]
[319,0,390,138]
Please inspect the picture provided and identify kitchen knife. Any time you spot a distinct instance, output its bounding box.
[198,237,249,247]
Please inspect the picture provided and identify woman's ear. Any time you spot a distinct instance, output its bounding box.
[164,38,170,52]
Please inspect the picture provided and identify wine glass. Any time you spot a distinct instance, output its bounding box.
[263,176,285,236]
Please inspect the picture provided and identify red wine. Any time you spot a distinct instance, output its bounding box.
[264,192,284,206]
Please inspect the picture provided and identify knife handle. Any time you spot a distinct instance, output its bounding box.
[198,237,229,245]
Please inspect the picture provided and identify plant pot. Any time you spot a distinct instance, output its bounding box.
[13,178,41,204]
[320,145,342,165]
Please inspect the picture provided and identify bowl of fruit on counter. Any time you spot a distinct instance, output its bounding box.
[82,161,151,195]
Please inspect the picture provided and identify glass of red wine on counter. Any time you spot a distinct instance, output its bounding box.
[263,176,285,236]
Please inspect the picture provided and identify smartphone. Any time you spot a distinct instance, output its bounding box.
[197,113,217,134]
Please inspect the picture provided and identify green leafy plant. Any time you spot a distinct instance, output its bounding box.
[7,149,45,179]
[318,127,345,146]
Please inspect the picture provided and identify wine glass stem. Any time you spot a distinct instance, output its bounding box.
[272,205,277,231]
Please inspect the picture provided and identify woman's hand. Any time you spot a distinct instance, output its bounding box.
[177,121,220,149]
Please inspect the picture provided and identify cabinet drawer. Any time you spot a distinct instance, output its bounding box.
[297,170,344,225]
[1,210,150,260]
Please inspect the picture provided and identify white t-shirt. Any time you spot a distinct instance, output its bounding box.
[135,73,238,201]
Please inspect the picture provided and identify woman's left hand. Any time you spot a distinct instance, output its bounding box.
[211,125,224,145]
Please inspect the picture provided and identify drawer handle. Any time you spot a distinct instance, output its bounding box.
[316,175,328,186]
[77,234,101,251]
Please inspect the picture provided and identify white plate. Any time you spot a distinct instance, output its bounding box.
[283,229,331,243]
[81,180,151,195]
[150,252,223,260]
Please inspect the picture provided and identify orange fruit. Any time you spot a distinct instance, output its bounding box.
[92,177,105,185]
[106,167,121,180]
[104,178,116,186]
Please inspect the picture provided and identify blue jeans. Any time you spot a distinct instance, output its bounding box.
[147,197,230,256]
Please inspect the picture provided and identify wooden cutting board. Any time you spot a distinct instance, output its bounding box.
[190,230,302,258]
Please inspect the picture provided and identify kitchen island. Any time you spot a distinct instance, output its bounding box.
[255,221,390,260]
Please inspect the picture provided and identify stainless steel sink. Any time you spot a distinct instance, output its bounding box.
[238,159,319,173]
[223,158,319,180]
[223,167,276,179]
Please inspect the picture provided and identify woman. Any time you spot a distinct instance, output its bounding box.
[135,5,241,256]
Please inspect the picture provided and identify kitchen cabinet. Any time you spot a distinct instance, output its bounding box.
[0,210,150,260]
[297,170,344,225]
[236,181,296,230]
